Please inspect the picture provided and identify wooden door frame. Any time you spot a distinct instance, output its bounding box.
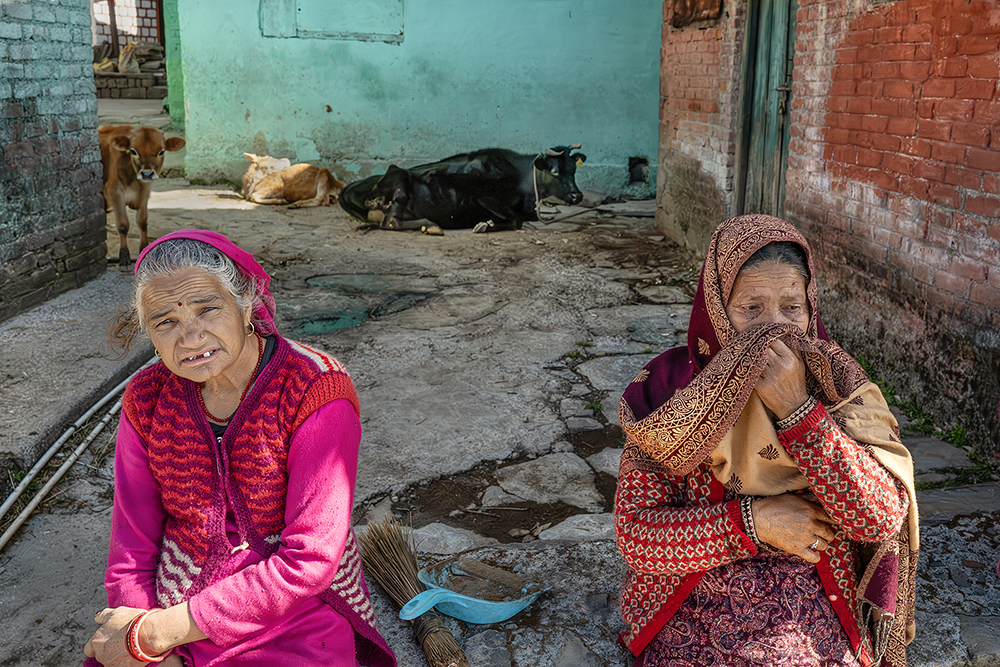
[732,0,762,216]
[733,0,796,216]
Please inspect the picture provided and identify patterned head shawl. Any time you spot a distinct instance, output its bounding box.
[619,214,918,663]
[135,229,277,335]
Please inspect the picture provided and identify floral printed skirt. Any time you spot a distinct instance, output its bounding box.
[636,552,862,667]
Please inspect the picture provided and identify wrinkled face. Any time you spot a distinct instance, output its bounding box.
[725,262,810,335]
[142,267,253,383]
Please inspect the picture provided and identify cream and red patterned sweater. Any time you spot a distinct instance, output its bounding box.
[614,402,909,666]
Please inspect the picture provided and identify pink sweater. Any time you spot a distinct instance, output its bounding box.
[105,399,361,666]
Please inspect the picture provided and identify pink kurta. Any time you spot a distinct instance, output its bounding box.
[105,399,361,666]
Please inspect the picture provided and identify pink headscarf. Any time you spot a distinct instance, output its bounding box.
[135,229,277,335]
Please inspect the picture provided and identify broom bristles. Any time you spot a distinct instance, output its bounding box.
[358,516,469,667]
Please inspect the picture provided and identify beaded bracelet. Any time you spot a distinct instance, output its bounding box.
[126,610,171,663]
[739,495,761,547]
[775,396,818,431]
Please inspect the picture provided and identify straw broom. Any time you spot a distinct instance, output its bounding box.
[358,516,469,667]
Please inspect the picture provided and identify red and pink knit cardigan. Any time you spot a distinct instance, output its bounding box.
[615,404,909,666]
[123,336,393,667]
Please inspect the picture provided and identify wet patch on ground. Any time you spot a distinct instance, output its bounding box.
[370,382,627,545]
[277,273,439,336]
[389,467,594,544]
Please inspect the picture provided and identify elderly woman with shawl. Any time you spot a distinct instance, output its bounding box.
[83,230,394,667]
[615,215,918,667]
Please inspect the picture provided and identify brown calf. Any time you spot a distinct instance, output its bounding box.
[241,153,345,208]
[99,124,185,268]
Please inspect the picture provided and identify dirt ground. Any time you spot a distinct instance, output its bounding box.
[0,178,700,667]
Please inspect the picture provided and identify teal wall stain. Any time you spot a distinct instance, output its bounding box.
[162,0,185,126]
[177,0,661,195]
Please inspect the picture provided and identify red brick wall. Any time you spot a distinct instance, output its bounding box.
[786,0,999,452]
[658,0,1000,453]
[656,2,744,251]
[789,0,999,326]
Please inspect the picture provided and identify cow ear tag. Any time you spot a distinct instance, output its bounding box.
[575,157,584,167]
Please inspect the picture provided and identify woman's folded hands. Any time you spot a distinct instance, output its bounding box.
[752,493,838,564]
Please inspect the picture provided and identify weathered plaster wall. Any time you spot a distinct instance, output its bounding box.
[162,0,184,126]
[657,0,1000,455]
[0,0,107,323]
[176,0,662,195]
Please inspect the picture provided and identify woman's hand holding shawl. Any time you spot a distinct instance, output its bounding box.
[756,339,810,420]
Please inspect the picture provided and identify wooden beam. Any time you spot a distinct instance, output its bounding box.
[155,0,165,46]
[107,0,120,58]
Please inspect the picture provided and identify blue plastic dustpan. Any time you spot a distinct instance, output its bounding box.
[399,557,548,624]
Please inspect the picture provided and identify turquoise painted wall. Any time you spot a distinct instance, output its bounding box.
[177,0,661,195]
[163,0,185,126]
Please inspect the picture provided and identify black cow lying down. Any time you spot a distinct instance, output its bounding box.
[339,144,586,234]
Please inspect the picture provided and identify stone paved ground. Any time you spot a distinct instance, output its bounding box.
[0,110,997,664]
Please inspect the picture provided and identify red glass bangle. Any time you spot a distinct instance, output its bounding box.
[125,610,171,663]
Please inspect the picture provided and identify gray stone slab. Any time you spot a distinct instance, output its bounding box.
[0,272,154,482]
[601,393,623,427]
[906,435,975,472]
[538,513,615,543]
[908,610,969,667]
[627,314,688,346]
[567,416,603,433]
[560,398,594,419]
[960,614,1000,664]
[0,512,110,666]
[494,453,604,512]
[463,629,512,667]
[634,284,692,304]
[914,510,1000,660]
[576,354,657,392]
[917,484,1000,524]
[481,485,523,507]
[587,448,623,479]
[555,633,603,667]
[597,200,656,217]
[588,336,662,355]
[411,522,498,556]
[461,542,629,667]
[585,304,690,338]
[361,496,394,526]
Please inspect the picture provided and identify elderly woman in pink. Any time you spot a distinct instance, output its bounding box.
[84,230,394,667]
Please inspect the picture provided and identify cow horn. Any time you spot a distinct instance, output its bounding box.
[545,148,565,157]
[570,143,581,149]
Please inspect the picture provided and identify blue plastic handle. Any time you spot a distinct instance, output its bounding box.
[399,589,472,620]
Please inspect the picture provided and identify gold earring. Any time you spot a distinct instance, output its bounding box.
[154,349,161,359]
[246,322,256,337]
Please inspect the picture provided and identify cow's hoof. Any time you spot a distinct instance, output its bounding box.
[421,224,444,236]
[472,220,496,234]
[118,248,132,273]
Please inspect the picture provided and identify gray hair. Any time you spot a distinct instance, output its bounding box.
[133,238,262,328]
[739,241,810,281]
[110,239,263,354]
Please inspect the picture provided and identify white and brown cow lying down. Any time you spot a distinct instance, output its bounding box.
[241,153,345,208]
[99,124,185,269]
